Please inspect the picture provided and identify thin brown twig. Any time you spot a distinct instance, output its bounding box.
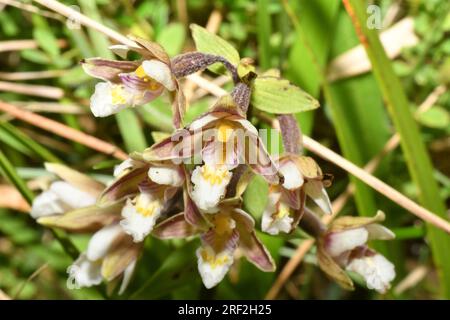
[12,263,48,299]
[0,101,127,160]
[0,81,64,99]
[0,70,67,81]
[0,0,63,21]
[0,39,67,52]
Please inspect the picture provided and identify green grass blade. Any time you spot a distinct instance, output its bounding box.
[345,0,450,297]
[116,108,147,152]
[0,122,61,163]
[0,148,35,204]
[256,0,272,70]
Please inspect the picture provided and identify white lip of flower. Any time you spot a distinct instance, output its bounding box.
[148,166,183,186]
[30,181,97,219]
[90,82,130,117]
[67,254,102,289]
[279,161,304,190]
[196,246,234,289]
[262,192,293,235]
[141,59,176,91]
[326,227,369,257]
[191,164,233,213]
[120,192,163,242]
[346,253,396,294]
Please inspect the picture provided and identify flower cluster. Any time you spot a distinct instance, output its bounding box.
[30,36,396,295]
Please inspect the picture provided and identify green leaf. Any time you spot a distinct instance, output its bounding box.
[115,109,147,153]
[416,106,450,129]
[157,23,186,56]
[33,28,60,59]
[190,24,240,74]
[243,175,268,220]
[251,76,320,114]
[21,50,51,65]
[130,241,198,299]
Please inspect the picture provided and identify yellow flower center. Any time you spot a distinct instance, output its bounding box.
[217,122,235,143]
[136,197,161,217]
[214,214,234,235]
[111,85,127,104]
[135,65,162,91]
[201,249,229,269]
[275,202,290,219]
[201,165,229,185]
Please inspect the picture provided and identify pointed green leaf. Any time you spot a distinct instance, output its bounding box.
[190,24,240,74]
[251,77,320,114]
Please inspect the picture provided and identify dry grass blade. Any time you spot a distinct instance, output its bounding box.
[0,39,67,52]
[0,184,31,212]
[394,266,428,295]
[12,263,48,299]
[0,81,64,99]
[303,135,450,233]
[0,100,127,160]
[12,101,87,114]
[0,289,11,300]
[0,0,63,21]
[0,70,67,81]
[327,18,418,82]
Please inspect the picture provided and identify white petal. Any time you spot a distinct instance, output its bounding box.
[30,190,65,218]
[326,228,368,257]
[148,166,183,186]
[86,224,124,261]
[233,118,259,135]
[30,181,96,219]
[109,44,130,59]
[191,164,232,213]
[261,192,293,235]
[119,259,137,295]
[346,253,395,293]
[304,180,332,214]
[141,59,175,91]
[113,158,135,177]
[366,224,396,240]
[49,181,97,209]
[67,254,102,289]
[120,194,163,242]
[196,246,234,289]
[189,113,221,131]
[279,161,304,190]
[90,82,128,117]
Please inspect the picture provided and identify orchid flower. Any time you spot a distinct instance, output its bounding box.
[67,223,141,294]
[30,163,140,293]
[153,200,275,289]
[261,154,332,235]
[99,156,185,242]
[143,95,279,213]
[317,211,396,293]
[82,36,185,128]
[31,163,104,219]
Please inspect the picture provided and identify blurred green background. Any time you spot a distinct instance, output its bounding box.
[0,0,449,299]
